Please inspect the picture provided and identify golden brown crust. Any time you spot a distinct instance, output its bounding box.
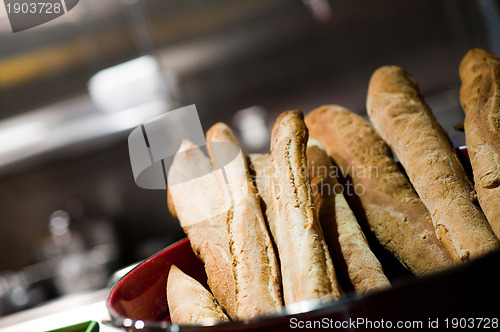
[305,105,454,275]
[367,65,499,261]
[270,110,342,305]
[206,123,282,319]
[307,143,391,294]
[459,48,500,238]
[167,265,229,325]
[167,140,237,318]
[249,153,279,242]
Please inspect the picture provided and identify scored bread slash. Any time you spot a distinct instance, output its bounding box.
[459,48,500,239]
[306,140,391,294]
[167,265,229,325]
[367,65,499,261]
[167,139,237,318]
[206,123,283,320]
[306,105,454,275]
[270,110,342,305]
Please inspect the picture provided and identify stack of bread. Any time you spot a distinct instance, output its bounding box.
[165,48,500,325]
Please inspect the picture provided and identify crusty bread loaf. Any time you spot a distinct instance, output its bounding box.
[206,123,282,319]
[306,141,391,294]
[367,65,499,261]
[249,153,279,242]
[305,105,454,275]
[167,265,229,325]
[459,48,500,238]
[270,110,342,305]
[167,140,237,318]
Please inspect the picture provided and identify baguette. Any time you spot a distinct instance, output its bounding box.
[206,123,282,319]
[367,65,499,261]
[307,141,391,294]
[167,140,237,318]
[305,105,454,275]
[167,265,229,325]
[459,48,500,238]
[249,152,390,293]
[249,153,278,242]
[270,110,342,305]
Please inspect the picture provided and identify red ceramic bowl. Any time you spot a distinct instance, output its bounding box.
[106,147,500,331]
[106,238,500,331]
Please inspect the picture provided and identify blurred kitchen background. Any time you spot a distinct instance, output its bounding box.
[0,0,498,316]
